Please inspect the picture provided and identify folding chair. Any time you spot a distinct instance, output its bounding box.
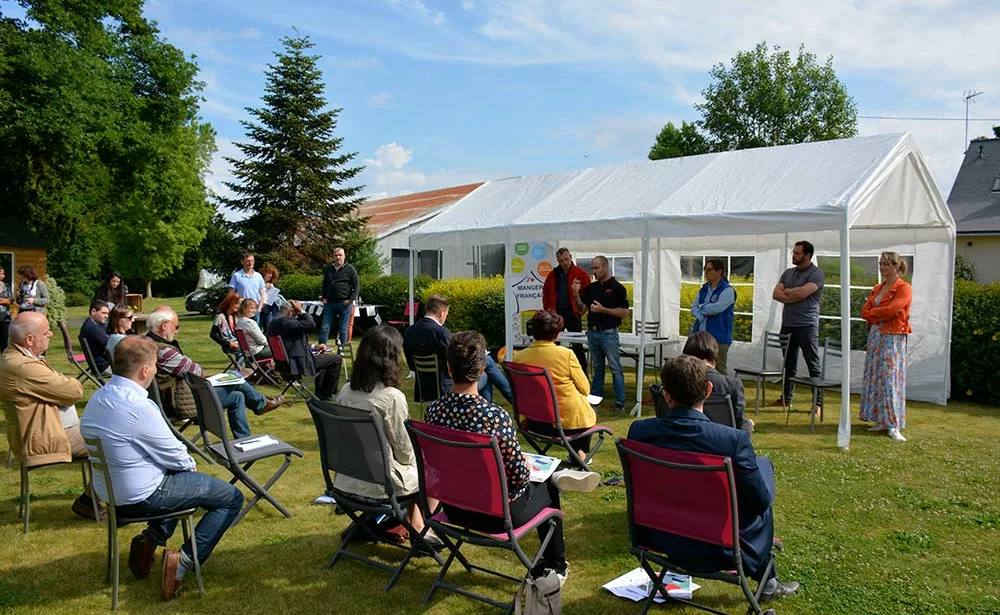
[147,383,213,465]
[621,320,663,373]
[185,373,303,524]
[386,301,419,333]
[412,354,442,410]
[267,335,315,404]
[617,439,778,615]
[406,420,564,613]
[84,436,203,610]
[79,337,108,385]
[787,338,841,433]
[234,329,281,387]
[650,383,669,419]
[704,394,737,429]
[733,331,791,417]
[307,399,444,591]
[57,321,102,387]
[339,340,355,381]
[502,361,613,470]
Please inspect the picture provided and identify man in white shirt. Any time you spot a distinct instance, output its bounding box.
[81,336,244,600]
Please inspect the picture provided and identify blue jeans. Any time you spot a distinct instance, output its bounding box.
[215,382,266,440]
[116,471,244,566]
[588,329,625,406]
[478,355,513,404]
[319,301,352,346]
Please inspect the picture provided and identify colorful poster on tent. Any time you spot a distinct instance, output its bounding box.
[507,241,556,344]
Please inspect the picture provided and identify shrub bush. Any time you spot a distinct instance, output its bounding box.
[64,291,89,307]
[360,274,434,321]
[951,280,1000,406]
[423,277,506,347]
[43,276,66,329]
[278,274,323,302]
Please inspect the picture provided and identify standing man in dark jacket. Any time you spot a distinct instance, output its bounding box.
[542,247,590,372]
[319,247,359,348]
[267,300,342,400]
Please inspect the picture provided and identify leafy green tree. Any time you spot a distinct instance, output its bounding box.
[648,121,712,160]
[649,42,856,159]
[221,34,366,272]
[0,0,215,295]
[697,42,857,151]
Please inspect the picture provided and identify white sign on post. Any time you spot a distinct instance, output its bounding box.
[506,241,556,345]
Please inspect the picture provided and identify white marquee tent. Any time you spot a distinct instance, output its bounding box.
[407,133,955,448]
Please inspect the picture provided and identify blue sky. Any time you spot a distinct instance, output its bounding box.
[40,1,1000,203]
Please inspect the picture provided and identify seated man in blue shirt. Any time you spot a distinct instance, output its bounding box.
[79,299,112,377]
[627,355,799,604]
[81,336,244,601]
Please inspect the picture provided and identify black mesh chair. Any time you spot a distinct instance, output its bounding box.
[412,354,442,410]
[733,331,791,416]
[185,373,303,524]
[787,339,842,433]
[146,383,213,465]
[57,321,102,387]
[704,394,737,429]
[79,337,108,385]
[84,435,203,610]
[650,383,669,419]
[307,399,443,591]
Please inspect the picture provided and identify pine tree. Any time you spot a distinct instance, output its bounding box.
[221,34,366,271]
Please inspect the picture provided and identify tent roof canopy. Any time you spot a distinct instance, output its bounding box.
[409,133,953,249]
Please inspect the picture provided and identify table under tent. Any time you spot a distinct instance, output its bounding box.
[406,133,954,449]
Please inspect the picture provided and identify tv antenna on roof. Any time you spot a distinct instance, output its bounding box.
[963,90,983,150]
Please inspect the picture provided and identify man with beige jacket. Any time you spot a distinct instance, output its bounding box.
[0,311,103,520]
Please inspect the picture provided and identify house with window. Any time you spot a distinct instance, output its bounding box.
[947,137,1000,283]
[0,218,47,281]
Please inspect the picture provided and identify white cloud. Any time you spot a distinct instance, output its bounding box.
[384,0,446,25]
[204,138,245,221]
[368,92,394,108]
[238,26,262,39]
[574,113,675,156]
[367,143,414,169]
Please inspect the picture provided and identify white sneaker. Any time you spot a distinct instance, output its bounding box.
[867,424,887,432]
[551,469,600,493]
[888,428,907,442]
[555,563,569,587]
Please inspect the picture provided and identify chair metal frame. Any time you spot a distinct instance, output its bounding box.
[84,435,203,610]
[57,320,102,387]
[18,457,93,534]
[733,331,791,416]
[307,399,444,591]
[411,353,442,408]
[266,335,315,404]
[79,336,108,386]
[386,301,419,332]
[621,320,664,374]
[787,338,842,433]
[703,394,737,429]
[406,419,564,614]
[616,438,777,615]
[234,328,281,388]
[501,360,613,470]
[185,373,303,524]
[146,383,213,465]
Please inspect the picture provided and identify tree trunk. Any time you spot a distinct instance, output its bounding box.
[146,280,153,299]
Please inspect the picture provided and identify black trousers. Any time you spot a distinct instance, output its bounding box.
[780,325,823,405]
[314,353,343,399]
[525,419,592,453]
[443,480,565,572]
[557,308,587,374]
[0,318,9,353]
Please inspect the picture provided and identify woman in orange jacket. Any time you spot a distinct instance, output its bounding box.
[859,252,913,442]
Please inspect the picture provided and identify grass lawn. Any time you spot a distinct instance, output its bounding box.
[2,299,999,614]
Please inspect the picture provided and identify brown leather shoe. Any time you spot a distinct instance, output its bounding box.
[129,532,156,580]
[71,494,107,522]
[161,549,183,600]
[766,398,787,408]
[255,395,285,415]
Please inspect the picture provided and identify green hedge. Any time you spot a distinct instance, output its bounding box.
[422,277,506,347]
[278,274,322,302]
[361,274,434,321]
[951,280,1000,406]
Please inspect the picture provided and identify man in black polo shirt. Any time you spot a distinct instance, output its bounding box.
[573,255,629,414]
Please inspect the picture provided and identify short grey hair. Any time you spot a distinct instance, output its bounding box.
[146,306,176,333]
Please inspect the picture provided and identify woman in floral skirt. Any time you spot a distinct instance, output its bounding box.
[860,252,912,442]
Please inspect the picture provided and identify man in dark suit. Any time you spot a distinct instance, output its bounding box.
[403,294,511,404]
[627,355,798,604]
[266,300,342,400]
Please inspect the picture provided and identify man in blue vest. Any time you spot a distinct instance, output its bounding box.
[691,258,736,374]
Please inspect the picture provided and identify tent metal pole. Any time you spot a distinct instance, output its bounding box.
[632,232,650,417]
[408,248,415,325]
[504,231,514,363]
[837,216,852,450]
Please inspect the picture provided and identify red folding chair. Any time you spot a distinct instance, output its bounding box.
[386,301,419,332]
[57,321,102,387]
[502,361,613,470]
[616,439,779,615]
[266,335,314,404]
[406,420,564,613]
[234,328,280,387]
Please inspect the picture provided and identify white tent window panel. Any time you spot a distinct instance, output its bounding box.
[679,255,755,343]
[391,249,442,279]
[814,254,914,351]
[574,255,634,283]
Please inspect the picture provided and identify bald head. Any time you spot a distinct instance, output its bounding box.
[9,312,52,355]
[147,306,178,340]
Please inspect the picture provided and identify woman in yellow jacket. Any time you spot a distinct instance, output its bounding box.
[514,310,597,455]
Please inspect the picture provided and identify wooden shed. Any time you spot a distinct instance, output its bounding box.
[0,218,47,279]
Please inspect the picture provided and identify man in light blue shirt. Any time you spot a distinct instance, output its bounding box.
[81,336,243,600]
[229,252,266,322]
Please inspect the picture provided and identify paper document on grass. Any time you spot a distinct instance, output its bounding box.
[603,567,700,602]
[234,435,279,452]
[312,493,338,505]
[208,371,246,387]
[522,453,561,482]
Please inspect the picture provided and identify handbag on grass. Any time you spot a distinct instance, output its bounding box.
[514,569,562,615]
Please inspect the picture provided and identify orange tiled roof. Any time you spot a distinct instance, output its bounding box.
[358,182,484,236]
